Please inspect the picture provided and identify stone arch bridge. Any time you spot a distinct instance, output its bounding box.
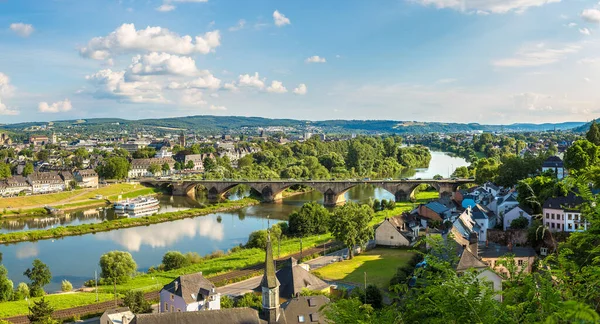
[140,179,474,207]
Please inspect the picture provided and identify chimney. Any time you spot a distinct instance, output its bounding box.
[508,242,513,252]
[174,280,179,292]
[122,315,129,324]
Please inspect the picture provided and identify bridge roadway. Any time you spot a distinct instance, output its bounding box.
[141,178,474,207]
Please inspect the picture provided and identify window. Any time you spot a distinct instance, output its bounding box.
[551,214,554,219]
[568,224,573,230]
[568,214,572,220]
[170,294,174,301]
[390,236,394,239]
[171,305,174,312]
[164,303,168,312]
[546,222,549,227]
[574,214,579,221]
[298,315,305,323]
[551,223,555,229]
[518,260,523,266]
[177,309,181,312]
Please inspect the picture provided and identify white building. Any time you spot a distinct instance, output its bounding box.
[100,307,134,324]
[128,158,175,178]
[543,194,587,232]
[160,272,220,313]
[542,156,566,179]
[154,148,173,158]
[375,216,412,247]
[503,206,532,231]
[27,172,65,194]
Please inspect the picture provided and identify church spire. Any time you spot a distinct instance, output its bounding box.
[261,232,278,289]
[260,232,280,323]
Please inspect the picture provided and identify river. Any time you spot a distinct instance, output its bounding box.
[0,151,468,292]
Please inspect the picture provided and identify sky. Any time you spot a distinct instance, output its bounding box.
[1,0,600,124]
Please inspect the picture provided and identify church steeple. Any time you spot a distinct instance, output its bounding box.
[261,232,280,323]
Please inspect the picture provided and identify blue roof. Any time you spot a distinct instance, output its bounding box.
[472,211,487,220]
[425,201,449,214]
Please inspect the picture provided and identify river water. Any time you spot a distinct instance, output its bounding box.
[0,151,468,292]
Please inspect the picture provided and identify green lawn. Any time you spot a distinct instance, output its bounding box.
[0,292,115,318]
[313,248,416,289]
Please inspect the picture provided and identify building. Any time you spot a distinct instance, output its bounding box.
[0,133,11,146]
[375,216,413,247]
[154,148,173,158]
[59,171,75,189]
[121,140,150,153]
[74,169,99,188]
[132,308,261,324]
[470,204,496,242]
[100,307,135,324]
[128,158,175,178]
[27,171,65,194]
[0,176,32,196]
[29,135,49,146]
[542,156,566,179]
[179,132,186,147]
[479,243,537,277]
[417,201,451,222]
[543,194,587,232]
[455,238,503,302]
[281,295,330,324]
[273,258,330,299]
[159,272,220,313]
[503,206,532,231]
[174,153,213,172]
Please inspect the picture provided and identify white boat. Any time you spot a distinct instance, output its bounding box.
[115,206,159,218]
[113,200,129,211]
[125,196,159,211]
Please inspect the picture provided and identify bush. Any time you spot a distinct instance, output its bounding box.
[365,285,383,309]
[510,216,530,229]
[235,293,262,311]
[30,286,45,298]
[61,280,73,292]
[15,282,29,300]
[221,295,234,309]
[123,290,152,314]
[162,251,190,271]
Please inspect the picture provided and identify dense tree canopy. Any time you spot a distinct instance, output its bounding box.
[96,156,130,179]
[23,259,52,296]
[287,202,331,237]
[99,251,137,284]
[329,202,374,259]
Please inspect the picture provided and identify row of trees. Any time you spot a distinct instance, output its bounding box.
[0,259,53,303]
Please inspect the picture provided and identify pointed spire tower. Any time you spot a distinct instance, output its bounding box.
[261,232,280,323]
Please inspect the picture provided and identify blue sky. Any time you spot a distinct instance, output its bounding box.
[1,0,600,124]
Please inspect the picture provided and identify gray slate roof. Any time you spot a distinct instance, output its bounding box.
[276,258,330,299]
[161,272,216,304]
[132,308,262,324]
[479,244,537,259]
[282,295,330,324]
[425,201,449,215]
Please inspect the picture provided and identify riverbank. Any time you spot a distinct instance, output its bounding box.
[0,198,260,244]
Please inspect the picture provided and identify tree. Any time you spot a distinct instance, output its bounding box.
[564,140,599,172]
[0,265,13,302]
[22,162,34,177]
[235,292,262,311]
[365,285,383,309]
[28,297,56,324]
[433,174,443,180]
[123,290,152,314]
[15,282,29,300]
[23,259,51,296]
[0,163,10,179]
[509,216,530,229]
[161,162,170,174]
[147,163,161,176]
[185,160,195,170]
[99,251,137,285]
[586,120,600,146]
[203,157,216,172]
[96,157,130,179]
[329,202,374,259]
[162,251,190,271]
[220,295,234,308]
[61,280,72,292]
[287,202,331,236]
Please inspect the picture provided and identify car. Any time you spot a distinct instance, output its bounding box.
[401,178,409,180]
[363,177,370,181]
[385,177,393,181]
[416,178,422,180]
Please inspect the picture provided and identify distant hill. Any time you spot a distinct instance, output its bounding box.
[571,120,600,133]
[1,115,587,134]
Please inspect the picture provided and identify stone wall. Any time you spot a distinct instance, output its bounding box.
[487,229,528,246]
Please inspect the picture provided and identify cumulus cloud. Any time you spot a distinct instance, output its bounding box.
[293,83,307,95]
[411,0,560,14]
[0,72,18,115]
[305,55,326,63]
[581,9,600,23]
[273,10,291,26]
[493,43,580,67]
[229,19,246,31]
[10,23,34,37]
[238,72,265,89]
[210,104,227,110]
[512,92,553,111]
[180,89,207,105]
[167,71,222,90]
[86,69,166,103]
[38,99,73,113]
[266,80,287,93]
[579,28,591,35]
[128,52,198,76]
[223,82,238,91]
[79,24,221,60]
[156,4,175,12]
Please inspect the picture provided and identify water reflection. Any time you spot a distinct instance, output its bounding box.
[16,243,39,259]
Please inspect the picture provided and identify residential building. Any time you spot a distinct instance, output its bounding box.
[0,176,32,196]
[74,169,99,188]
[27,171,65,194]
[129,158,175,178]
[0,133,11,146]
[479,243,537,277]
[174,153,213,172]
[29,135,49,146]
[543,194,587,232]
[272,258,331,299]
[59,171,75,189]
[483,182,500,196]
[121,140,150,153]
[281,295,330,324]
[470,204,496,242]
[159,272,220,313]
[417,201,451,222]
[503,206,532,231]
[375,216,413,247]
[495,194,519,218]
[154,148,173,158]
[455,235,503,301]
[542,156,566,179]
[100,307,135,324]
[132,308,262,324]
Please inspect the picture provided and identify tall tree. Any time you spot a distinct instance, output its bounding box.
[288,202,331,236]
[0,265,13,302]
[329,202,374,259]
[564,140,599,172]
[22,162,34,177]
[28,297,56,324]
[586,120,600,146]
[23,259,51,296]
[99,251,137,285]
[96,157,130,179]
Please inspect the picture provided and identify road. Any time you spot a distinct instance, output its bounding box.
[217,248,348,297]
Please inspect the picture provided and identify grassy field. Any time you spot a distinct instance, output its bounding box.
[0,292,115,318]
[370,190,439,225]
[313,248,416,289]
[0,184,159,210]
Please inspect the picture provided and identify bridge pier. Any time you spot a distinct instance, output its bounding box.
[395,190,409,202]
[260,186,284,203]
[323,190,346,207]
[172,183,195,197]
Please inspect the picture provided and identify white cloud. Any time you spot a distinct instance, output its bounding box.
[223,82,238,91]
[38,99,73,113]
[493,43,581,67]
[86,69,166,103]
[411,0,560,14]
[436,78,458,84]
[273,10,291,27]
[512,92,553,111]
[9,23,34,37]
[584,77,592,82]
[168,71,222,90]
[156,4,175,12]
[581,9,600,23]
[0,72,18,115]
[128,52,198,76]
[180,89,206,105]
[293,83,307,95]
[266,80,287,93]
[79,24,221,60]
[580,28,592,35]
[305,55,326,63]
[567,22,577,28]
[578,57,600,65]
[210,104,227,111]
[238,72,265,89]
[210,93,219,98]
[229,19,246,32]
